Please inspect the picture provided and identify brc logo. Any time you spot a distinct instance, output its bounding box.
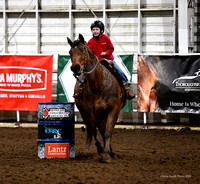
[45,143,69,158]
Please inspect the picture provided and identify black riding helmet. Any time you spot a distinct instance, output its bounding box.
[90,20,104,33]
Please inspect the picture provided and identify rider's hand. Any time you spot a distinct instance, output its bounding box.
[101,52,106,56]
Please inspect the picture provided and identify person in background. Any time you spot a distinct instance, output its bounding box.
[73,20,135,100]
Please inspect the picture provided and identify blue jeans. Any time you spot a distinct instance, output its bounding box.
[111,60,130,85]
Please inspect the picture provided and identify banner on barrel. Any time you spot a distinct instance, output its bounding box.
[137,55,200,113]
[57,55,134,112]
[37,102,75,159]
[0,55,53,111]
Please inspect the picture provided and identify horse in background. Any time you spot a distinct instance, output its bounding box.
[137,55,159,112]
[67,34,127,162]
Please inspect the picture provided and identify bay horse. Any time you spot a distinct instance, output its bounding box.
[67,34,127,162]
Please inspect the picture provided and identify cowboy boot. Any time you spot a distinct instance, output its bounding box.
[73,85,85,99]
[123,83,135,100]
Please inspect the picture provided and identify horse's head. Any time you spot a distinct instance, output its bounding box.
[67,34,89,77]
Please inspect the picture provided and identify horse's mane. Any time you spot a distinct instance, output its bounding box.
[85,44,98,63]
[71,39,82,48]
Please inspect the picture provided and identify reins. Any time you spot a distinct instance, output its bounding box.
[83,44,99,75]
[83,58,99,75]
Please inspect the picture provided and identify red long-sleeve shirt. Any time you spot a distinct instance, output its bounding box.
[87,34,114,61]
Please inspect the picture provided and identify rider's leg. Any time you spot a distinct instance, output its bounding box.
[111,60,135,100]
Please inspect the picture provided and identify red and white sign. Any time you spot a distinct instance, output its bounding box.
[45,143,69,158]
[0,55,53,111]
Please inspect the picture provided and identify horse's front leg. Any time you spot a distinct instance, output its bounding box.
[102,107,120,163]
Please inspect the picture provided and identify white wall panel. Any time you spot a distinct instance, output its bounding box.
[0,14,3,34]
[40,0,69,10]
[0,0,3,10]
[142,16,174,53]
[0,1,198,56]
[114,44,137,55]
[142,44,174,53]
[141,0,174,8]
[108,0,137,9]
[40,13,69,54]
[7,13,35,53]
[109,15,136,54]
[8,44,36,54]
[143,33,173,42]
[7,0,35,10]
[75,0,103,10]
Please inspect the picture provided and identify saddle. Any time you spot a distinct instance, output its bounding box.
[99,59,127,100]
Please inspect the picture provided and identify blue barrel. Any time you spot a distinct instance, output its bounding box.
[37,102,75,158]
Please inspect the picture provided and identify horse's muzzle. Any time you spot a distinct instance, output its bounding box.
[71,65,81,76]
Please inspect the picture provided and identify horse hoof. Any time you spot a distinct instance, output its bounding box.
[100,153,110,163]
[97,148,104,156]
[110,152,117,160]
[97,148,104,155]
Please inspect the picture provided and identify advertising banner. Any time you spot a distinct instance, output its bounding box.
[137,55,200,113]
[45,143,69,158]
[0,55,53,111]
[57,55,134,112]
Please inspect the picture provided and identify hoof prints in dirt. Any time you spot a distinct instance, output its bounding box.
[0,127,199,184]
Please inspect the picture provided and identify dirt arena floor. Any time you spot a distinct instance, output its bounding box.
[0,126,200,184]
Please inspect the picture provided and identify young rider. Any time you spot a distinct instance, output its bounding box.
[73,20,135,100]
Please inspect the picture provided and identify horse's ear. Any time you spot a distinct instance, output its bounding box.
[67,37,73,47]
[79,34,85,44]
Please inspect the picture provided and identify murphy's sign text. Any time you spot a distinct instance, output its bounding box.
[0,55,53,111]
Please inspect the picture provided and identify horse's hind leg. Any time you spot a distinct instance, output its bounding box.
[94,134,104,155]
[110,145,117,159]
[86,123,104,154]
[85,124,93,148]
[96,125,106,155]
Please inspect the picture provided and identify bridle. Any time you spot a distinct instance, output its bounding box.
[72,42,99,81]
